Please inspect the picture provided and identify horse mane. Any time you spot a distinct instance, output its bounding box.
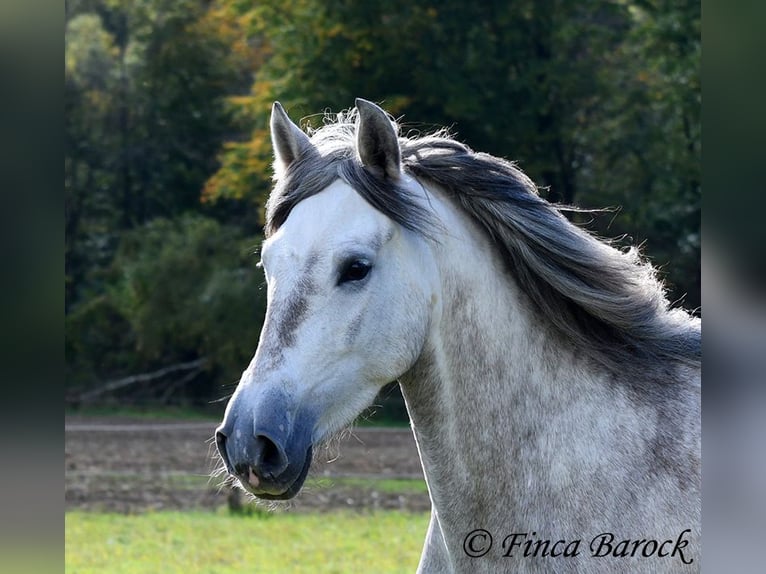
[266,108,701,374]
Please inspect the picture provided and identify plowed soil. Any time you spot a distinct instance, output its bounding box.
[65,417,430,513]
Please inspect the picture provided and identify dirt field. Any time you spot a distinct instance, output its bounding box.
[65,416,430,513]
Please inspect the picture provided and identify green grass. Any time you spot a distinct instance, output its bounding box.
[118,474,427,495]
[66,404,222,421]
[354,411,410,428]
[66,510,429,573]
[304,476,428,494]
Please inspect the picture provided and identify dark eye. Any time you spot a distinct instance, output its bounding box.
[338,259,372,285]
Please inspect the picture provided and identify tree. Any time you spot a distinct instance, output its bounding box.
[66,215,267,402]
[204,0,699,308]
[576,0,700,309]
[66,1,266,401]
[66,0,257,309]
[65,0,700,406]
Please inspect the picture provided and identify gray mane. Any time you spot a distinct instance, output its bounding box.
[266,109,701,374]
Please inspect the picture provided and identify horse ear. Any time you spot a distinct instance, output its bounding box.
[270,102,313,178]
[355,98,401,179]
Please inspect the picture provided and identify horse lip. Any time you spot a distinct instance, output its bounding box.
[249,445,313,501]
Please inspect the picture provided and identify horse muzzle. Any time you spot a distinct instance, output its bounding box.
[215,390,314,500]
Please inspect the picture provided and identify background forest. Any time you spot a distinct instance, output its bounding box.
[65,0,700,411]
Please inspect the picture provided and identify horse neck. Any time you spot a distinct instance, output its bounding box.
[398,192,617,552]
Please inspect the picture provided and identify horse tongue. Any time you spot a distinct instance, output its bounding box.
[248,467,260,488]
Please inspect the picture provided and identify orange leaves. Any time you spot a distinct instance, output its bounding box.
[201,130,273,209]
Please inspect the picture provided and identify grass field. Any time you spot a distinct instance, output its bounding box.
[66,510,430,573]
[65,404,223,421]
[304,476,428,494]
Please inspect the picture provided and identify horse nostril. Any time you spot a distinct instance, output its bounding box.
[253,434,289,478]
[215,430,234,474]
[216,426,289,484]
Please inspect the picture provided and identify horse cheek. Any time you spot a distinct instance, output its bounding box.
[374,289,430,381]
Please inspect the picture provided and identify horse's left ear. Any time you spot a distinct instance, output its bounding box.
[355,98,401,179]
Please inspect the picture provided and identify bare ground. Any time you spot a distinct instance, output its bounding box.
[65,416,430,513]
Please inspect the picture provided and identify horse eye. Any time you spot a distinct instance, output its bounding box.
[338,259,372,285]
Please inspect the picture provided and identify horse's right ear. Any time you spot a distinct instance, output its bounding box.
[270,102,313,178]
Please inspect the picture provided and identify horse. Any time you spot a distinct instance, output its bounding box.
[215,98,701,573]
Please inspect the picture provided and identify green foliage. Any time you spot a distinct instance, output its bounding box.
[305,477,428,495]
[67,215,266,401]
[121,215,263,378]
[66,294,137,389]
[206,1,634,200]
[65,13,120,89]
[66,0,266,402]
[577,0,701,308]
[66,510,429,573]
[66,0,257,308]
[66,0,700,406]
[205,0,700,308]
[65,404,221,421]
